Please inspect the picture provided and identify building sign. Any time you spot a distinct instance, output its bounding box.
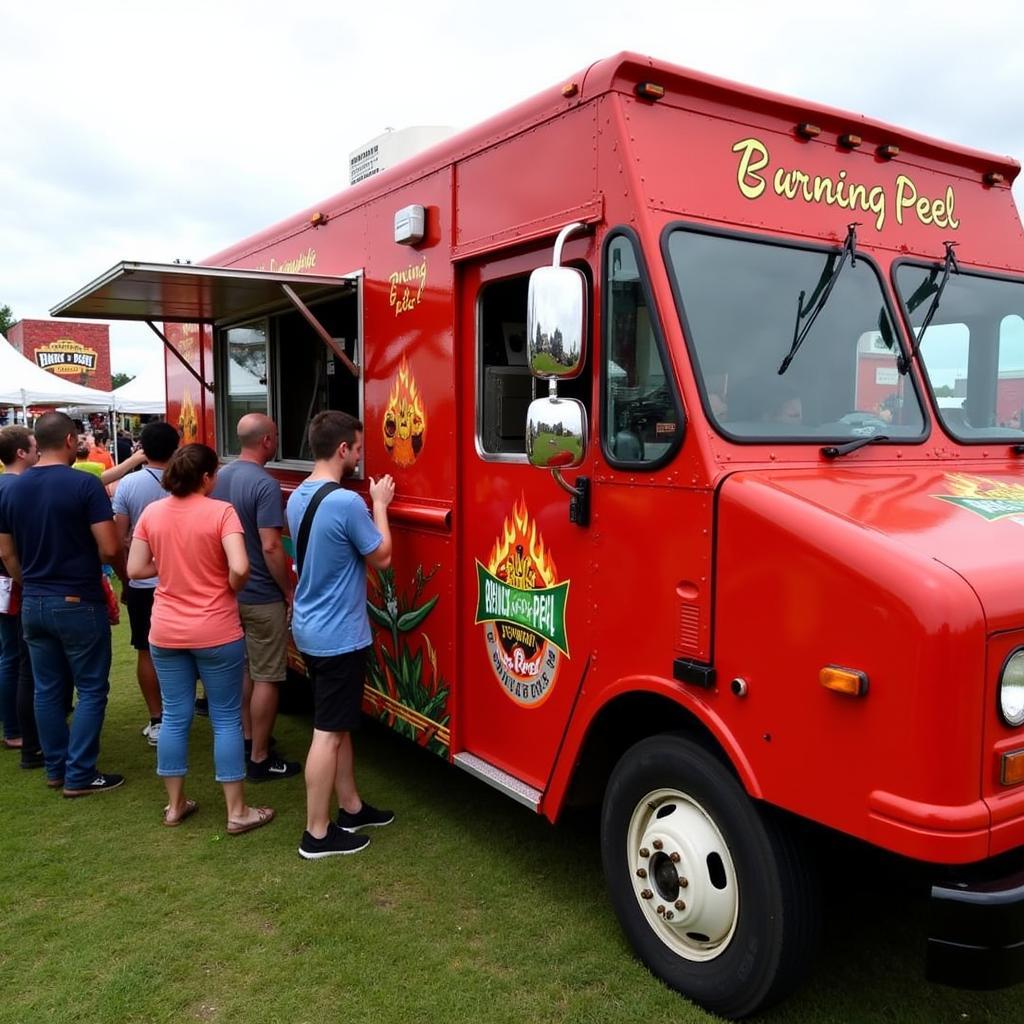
[34,339,99,376]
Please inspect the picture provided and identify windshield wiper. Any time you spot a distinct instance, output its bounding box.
[897,241,959,374]
[821,434,890,459]
[779,222,859,376]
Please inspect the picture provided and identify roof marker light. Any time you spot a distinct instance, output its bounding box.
[820,665,869,697]
[985,171,1006,186]
[310,212,328,227]
[635,81,665,101]
[562,82,579,98]
[877,144,900,160]
[838,133,863,149]
[796,122,821,139]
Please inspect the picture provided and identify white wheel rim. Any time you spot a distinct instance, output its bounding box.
[626,787,739,961]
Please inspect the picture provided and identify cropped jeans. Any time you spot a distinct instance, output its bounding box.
[21,596,111,788]
[150,639,246,783]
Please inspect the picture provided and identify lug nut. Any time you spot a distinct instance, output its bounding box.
[670,852,680,863]
[656,905,665,915]
[665,911,674,920]
[675,900,686,911]
[679,877,689,888]
[639,848,649,858]
[640,889,653,900]
[636,868,647,879]
[653,840,663,850]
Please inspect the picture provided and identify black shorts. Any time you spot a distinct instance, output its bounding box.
[303,647,369,733]
[124,586,156,651]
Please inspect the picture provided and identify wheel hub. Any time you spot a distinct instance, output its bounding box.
[627,788,739,961]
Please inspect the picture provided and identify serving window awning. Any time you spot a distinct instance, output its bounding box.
[50,261,361,386]
[51,260,357,324]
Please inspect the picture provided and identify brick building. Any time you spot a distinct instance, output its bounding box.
[7,318,111,391]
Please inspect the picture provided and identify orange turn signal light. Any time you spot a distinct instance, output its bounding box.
[562,82,579,98]
[1001,749,1024,786]
[796,122,821,139]
[310,211,328,227]
[984,171,1006,186]
[877,144,900,160]
[839,133,863,149]
[635,81,665,101]
[820,665,869,697]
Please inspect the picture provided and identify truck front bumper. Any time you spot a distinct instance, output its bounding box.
[928,859,1024,989]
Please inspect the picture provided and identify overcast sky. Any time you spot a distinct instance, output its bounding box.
[2,0,1022,377]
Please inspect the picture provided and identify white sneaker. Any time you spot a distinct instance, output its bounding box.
[142,721,162,746]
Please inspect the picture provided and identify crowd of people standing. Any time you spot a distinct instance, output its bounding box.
[0,408,395,857]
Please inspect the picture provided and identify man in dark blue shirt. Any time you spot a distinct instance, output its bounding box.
[0,412,127,796]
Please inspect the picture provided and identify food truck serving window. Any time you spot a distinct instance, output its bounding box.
[665,227,926,443]
[894,264,1024,442]
[217,290,360,462]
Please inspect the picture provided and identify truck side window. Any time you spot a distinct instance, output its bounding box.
[223,321,269,457]
[477,270,592,460]
[477,276,535,457]
[603,233,682,465]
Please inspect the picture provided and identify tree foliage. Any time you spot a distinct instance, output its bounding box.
[0,304,15,336]
[111,372,135,389]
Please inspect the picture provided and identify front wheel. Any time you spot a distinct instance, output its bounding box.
[601,735,819,1019]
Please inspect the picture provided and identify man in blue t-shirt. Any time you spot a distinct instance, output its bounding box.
[112,420,179,745]
[0,412,127,796]
[286,410,395,860]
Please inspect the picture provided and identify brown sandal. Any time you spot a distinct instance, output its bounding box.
[226,806,275,835]
[163,799,198,827]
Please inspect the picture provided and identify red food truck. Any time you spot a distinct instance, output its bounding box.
[53,52,1024,1017]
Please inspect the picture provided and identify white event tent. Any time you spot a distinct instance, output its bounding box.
[0,333,114,416]
[111,362,166,415]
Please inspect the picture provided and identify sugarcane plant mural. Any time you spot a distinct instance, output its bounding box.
[366,563,450,755]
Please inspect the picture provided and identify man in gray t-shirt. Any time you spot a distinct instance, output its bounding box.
[211,414,300,782]
[112,421,180,745]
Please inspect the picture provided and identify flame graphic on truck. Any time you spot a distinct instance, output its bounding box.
[382,355,426,467]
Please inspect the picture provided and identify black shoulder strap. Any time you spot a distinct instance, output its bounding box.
[296,482,342,577]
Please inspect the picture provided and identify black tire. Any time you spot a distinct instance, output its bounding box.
[601,734,819,1019]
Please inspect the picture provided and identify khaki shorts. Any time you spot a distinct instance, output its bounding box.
[238,601,289,683]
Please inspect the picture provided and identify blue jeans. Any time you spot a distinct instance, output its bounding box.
[150,640,246,783]
[0,613,22,741]
[21,596,111,788]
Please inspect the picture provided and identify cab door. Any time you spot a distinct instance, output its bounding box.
[456,244,595,794]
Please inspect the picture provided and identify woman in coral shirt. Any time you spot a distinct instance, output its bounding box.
[128,443,274,835]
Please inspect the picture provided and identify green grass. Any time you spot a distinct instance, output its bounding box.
[0,617,1019,1023]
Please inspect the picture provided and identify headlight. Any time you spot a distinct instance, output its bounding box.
[999,650,1024,727]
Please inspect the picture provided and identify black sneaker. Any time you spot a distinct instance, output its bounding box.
[63,773,125,798]
[298,823,370,860]
[20,750,44,770]
[194,697,209,717]
[336,801,394,832]
[247,756,301,782]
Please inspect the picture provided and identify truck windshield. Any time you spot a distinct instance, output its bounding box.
[665,229,926,442]
[894,264,1024,441]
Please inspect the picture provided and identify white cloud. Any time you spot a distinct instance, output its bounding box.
[2,0,1023,377]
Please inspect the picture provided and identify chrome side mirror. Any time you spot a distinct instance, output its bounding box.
[526,397,587,470]
[527,266,586,379]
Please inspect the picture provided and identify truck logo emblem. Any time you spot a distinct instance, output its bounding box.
[934,472,1024,521]
[383,355,426,467]
[474,497,570,707]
